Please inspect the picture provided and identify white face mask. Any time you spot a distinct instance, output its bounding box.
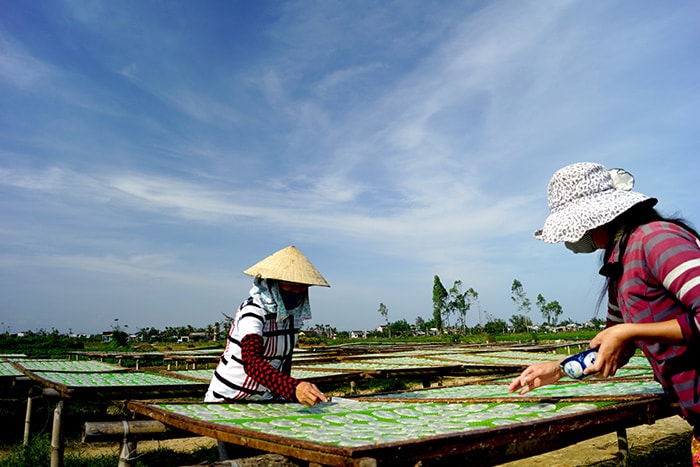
[565,231,597,254]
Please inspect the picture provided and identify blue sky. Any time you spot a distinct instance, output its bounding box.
[1,1,699,335]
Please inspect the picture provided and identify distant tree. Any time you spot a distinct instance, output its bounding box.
[546,302,563,326]
[447,280,472,333]
[559,318,575,327]
[163,326,192,341]
[110,329,129,347]
[421,317,439,334]
[378,302,389,325]
[415,316,426,333]
[536,294,546,322]
[465,288,481,327]
[377,302,390,338]
[511,279,532,330]
[110,319,129,347]
[536,293,564,326]
[509,314,532,333]
[484,318,507,335]
[432,275,448,333]
[590,317,606,329]
[139,327,161,342]
[324,324,337,338]
[389,319,412,337]
[308,324,337,339]
[221,312,234,334]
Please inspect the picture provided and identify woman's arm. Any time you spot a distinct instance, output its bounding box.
[508,360,565,395]
[642,223,700,344]
[240,334,328,406]
[587,320,684,376]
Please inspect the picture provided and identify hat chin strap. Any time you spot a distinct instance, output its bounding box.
[565,231,597,254]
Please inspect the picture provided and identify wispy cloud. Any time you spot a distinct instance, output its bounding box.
[0,35,54,89]
[1,0,698,333]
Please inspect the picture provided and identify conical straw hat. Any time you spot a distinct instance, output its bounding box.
[243,245,330,287]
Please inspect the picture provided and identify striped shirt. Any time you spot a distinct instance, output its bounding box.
[204,299,301,403]
[604,221,700,423]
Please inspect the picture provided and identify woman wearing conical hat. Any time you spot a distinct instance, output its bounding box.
[205,246,330,412]
[508,162,700,465]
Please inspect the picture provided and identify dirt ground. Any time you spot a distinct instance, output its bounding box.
[496,415,691,467]
[75,414,691,466]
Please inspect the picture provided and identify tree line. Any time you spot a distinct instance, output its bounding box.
[376,275,599,337]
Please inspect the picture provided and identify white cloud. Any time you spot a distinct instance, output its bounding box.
[0,35,54,89]
[1,1,698,333]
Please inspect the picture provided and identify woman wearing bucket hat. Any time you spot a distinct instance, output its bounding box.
[508,162,700,463]
[205,245,331,461]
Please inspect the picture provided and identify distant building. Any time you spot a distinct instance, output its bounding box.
[350,330,367,339]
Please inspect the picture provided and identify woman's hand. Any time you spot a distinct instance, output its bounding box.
[295,381,329,406]
[508,361,565,395]
[587,324,632,377]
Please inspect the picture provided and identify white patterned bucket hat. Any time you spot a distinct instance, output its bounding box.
[534,162,657,243]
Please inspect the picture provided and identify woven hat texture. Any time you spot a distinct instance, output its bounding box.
[243,245,330,287]
[534,162,656,243]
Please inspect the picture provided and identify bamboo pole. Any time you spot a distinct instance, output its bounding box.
[50,399,64,467]
[83,420,183,441]
[23,394,33,445]
[118,420,134,467]
[617,428,629,467]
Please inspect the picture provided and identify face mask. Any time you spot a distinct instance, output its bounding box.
[565,231,597,254]
[280,288,305,310]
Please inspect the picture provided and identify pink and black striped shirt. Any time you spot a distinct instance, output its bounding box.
[604,220,700,423]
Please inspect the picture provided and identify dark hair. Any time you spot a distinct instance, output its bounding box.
[595,201,700,316]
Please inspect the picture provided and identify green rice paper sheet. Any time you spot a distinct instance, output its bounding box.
[431,352,652,369]
[367,380,663,400]
[291,369,356,379]
[151,397,619,448]
[348,356,465,367]
[32,371,206,387]
[624,356,653,367]
[435,353,562,366]
[433,351,564,364]
[609,367,655,378]
[0,361,24,377]
[336,349,469,360]
[294,358,458,371]
[15,359,126,373]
